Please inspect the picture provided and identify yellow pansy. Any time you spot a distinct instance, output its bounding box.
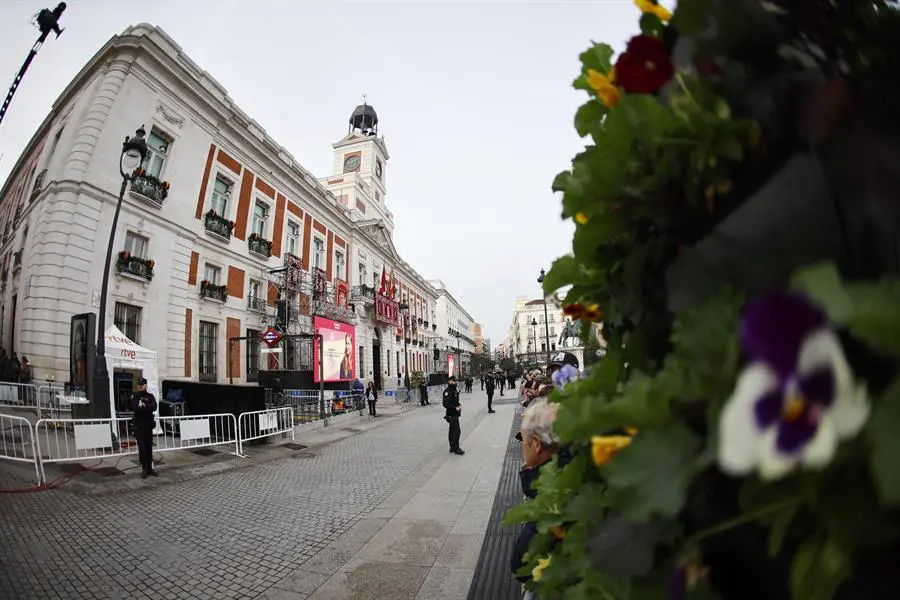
[550,526,567,540]
[591,435,633,467]
[575,212,589,225]
[586,69,621,108]
[635,0,672,22]
[532,556,552,582]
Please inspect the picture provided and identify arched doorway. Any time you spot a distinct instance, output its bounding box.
[372,327,382,390]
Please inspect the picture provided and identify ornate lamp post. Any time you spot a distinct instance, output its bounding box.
[399,298,411,395]
[531,318,538,366]
[537,268,552,365]
[91,126,148,418]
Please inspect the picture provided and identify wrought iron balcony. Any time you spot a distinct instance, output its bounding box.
[12,250,22,270]
[248,235,272,257]
[30,169,47,202]
[204,211,234,241]
[248,296,267,312]
[115,252,154,281]
[350,284,375,305]
[200,280,228,302]
[130,173,169,206]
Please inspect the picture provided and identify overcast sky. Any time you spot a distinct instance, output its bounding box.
[0,0,646,345]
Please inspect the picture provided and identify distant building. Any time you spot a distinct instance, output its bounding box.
[429,280,476,376]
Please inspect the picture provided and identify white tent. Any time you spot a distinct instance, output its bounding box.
[103,326,161,433]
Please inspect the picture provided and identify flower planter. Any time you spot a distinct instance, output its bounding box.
[199,280,227,302]
[115,251,154,281]
[204,210,234,241]
[248,235,272,257]
[130,173,169,207]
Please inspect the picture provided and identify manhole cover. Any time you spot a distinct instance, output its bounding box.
[189,448,219,457]
[282,443,308,450]
[292,452,315,459]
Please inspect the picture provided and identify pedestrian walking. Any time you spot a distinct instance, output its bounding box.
[442,375,464,455]
[365,381,378,416]
[130,377,158,478]
[485,375,496,414]
[419,380,429,406]
[498,374,505,396]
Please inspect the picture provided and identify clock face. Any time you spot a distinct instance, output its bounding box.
[375,160,383,179]
[343,155,361,172]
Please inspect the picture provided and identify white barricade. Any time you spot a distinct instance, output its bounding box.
[0,382,39,415]
[155,413,239,456]
[237,407,294,455]
[37,384,75,419]
[35,417,136,482]
[0,413,40,483]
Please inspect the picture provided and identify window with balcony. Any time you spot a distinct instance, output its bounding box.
[204,264,220,284]
[125,232,148,258]
[141,129,170,178]
[251,201,268,237]
[114,302,142,344]
[211,176,231,215]
[199,321,218,382]
[335,250,345,279]
[248,279,265,311]
[286,221,300,257]
[117,232,153,280]
[246,328,259,382]
[200,264,226,301]
[312,237,325,270]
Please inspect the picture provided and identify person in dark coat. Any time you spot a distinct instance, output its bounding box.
[130,377,158,478]
[8,352,21,382]
[365,381,378,416]
[0,348,9,383]
[442,375,464,455]
[485,375,496,414]
[511,399,570,590]
[419,380,429,406]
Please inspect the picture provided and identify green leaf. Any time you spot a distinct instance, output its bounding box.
[543,255,581,295]
[790,538,850,600]
[618,94,673,144]
[639,12,665,37]
[575,100,608,138]
[671,0,713,36]
[868,376,900,506]
[790,262,855,322]
[716,135,744,162]
[552,170,571,193]
[601,424,702,520]
[767,504,798,557]
[578,42,615,74]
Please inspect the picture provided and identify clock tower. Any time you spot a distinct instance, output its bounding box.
[323,99,392,229]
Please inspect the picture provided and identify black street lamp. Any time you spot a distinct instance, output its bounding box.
[537,268,552,365]
[91,126,148,418]
[530,318,538,366]
[399,298,411,394]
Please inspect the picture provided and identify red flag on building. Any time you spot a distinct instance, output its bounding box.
[379,267,387,295]
[389,269,396,299]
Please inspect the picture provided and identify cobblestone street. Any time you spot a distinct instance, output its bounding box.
[0,395,495,600]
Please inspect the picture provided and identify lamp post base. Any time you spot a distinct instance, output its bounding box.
[91,355,112,419]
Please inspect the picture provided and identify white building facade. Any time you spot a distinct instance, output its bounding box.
[429,280,476,376]
[508,296,569,365]
[0,24,440,395]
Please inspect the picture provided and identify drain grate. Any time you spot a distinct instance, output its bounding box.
[342,427,363,433]
[466,409,525,600]
[188,448,219,457]
[282,443,308,451]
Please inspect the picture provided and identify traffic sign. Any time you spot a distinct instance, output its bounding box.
[259,327,283,348]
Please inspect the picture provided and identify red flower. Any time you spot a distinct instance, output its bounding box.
[614,35,674,95]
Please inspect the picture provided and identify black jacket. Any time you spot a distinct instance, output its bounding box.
[442,385,460,418]
[485,378,495,394]
[510,446,573,582]
[130,391,157,430]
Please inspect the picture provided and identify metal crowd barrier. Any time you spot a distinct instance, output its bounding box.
[0,382,39,415]
[0,413,40,483]
[37,384,86,419]
[237,407,294,455]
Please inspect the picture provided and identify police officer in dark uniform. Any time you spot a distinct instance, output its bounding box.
[485,374,496,414]
[442,375,464,455]
[130,377,158,478]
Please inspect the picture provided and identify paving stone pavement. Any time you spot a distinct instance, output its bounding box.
[0,389,495,600]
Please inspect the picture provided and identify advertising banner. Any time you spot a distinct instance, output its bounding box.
[375,294,399,326]
[313,317,356,382]
[448,353,456,377]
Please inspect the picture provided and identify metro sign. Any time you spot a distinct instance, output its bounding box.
[259,327,283,348]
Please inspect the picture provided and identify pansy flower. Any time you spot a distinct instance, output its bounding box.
[532,556,552,582]
[718,291,870,480]
[669,558,710,600]
[552,364,581,388]
[563,303,602,322]
[635,0,672,22]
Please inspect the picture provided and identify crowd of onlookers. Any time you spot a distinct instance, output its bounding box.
[0,348,31,384]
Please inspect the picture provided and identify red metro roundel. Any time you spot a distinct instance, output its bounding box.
[259,327,283,348]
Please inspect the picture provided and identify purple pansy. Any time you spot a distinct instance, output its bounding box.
[552,364,581,388]
[718,290,870,480]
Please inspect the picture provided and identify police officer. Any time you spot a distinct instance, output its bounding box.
[130,377,158,478]
[443,375,464,455]
[485,374,496,414]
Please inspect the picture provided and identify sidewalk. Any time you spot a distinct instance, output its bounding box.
[0,397,422,494]
[260,398,516,600]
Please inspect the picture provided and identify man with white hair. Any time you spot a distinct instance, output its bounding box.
[511,399,571,597]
